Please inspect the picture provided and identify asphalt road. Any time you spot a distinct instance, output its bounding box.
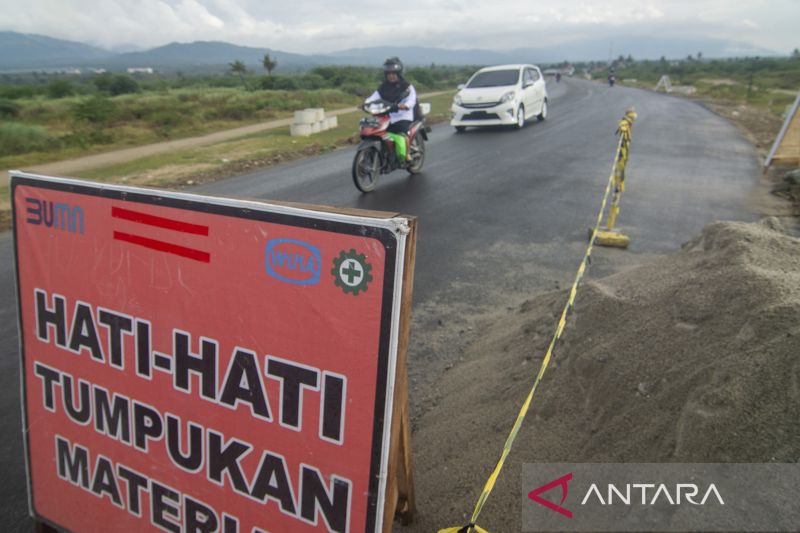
[0,78,760,531]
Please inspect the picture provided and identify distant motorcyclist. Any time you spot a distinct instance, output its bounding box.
[608,67,616,87]
[556,72,562,82]
[365,57,417,162]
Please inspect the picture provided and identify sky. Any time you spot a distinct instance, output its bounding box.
[1,0,798,55]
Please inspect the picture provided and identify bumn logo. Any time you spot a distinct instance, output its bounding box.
[265,238,321,286]
[26,198,84,234]
[528,472,573,518]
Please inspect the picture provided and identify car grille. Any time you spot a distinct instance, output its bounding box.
[463,111,500,121]
[461,101,500,109]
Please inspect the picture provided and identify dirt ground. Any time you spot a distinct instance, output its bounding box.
[399,218,800,532]
[697,98,800,213]
[389,91,800,532]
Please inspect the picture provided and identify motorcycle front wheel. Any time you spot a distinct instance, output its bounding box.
[352,147,381,192]
[407,135,425,174]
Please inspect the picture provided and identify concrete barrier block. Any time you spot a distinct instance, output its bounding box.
[290,123,313,137]
[310,121,321,134]
[325,116,338,129]
[317,120,329,132]
[419,103,431,116]
[293,109,317,124]
[311,108,325,121]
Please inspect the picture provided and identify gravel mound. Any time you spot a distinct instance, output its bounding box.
[402,219,800,532]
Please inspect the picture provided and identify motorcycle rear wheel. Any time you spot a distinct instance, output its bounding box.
[352,147,381,192]
[407,135,425,174]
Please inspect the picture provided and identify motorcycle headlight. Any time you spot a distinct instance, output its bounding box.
[454,94,462,106]
[500,91,516,103]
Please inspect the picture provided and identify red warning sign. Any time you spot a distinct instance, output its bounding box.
[12,172,413,532]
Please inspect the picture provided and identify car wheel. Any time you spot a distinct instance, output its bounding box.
[515,105,525,129]
[537,99,548,121]
[455,126,466,133]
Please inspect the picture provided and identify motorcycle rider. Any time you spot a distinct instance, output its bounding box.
[365,57,417,163]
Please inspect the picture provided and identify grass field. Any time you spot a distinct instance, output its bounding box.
[76,91,455,183]
[0,88,362,169]
[0,91,456,226]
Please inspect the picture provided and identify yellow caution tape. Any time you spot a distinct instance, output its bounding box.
[605,108,636,229]
[438,526,491,533]
[438,108,636,533]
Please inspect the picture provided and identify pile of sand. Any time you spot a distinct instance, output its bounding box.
[401,219,800,532]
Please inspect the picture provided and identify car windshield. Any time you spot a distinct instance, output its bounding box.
[467,70,520,88]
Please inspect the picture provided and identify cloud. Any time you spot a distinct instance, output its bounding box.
[0,0,796,54]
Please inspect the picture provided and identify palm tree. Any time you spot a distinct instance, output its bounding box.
[262,53,278,76]
[229,60,247,84]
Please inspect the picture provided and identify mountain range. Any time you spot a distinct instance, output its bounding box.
[0,31,778,72]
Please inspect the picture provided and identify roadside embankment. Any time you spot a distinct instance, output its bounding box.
[403,218,800,532]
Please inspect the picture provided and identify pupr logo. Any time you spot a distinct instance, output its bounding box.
[265,238,321,286]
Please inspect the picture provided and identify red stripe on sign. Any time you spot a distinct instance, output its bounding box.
[112,206,209,235]
[113,231,211,263]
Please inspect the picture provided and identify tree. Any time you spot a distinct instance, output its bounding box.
[793,48,800,59]
[108,75,140,96]
[229,60,247,83]
[93,73,140,96]
[47,79,75,99]
[262,53,278,76]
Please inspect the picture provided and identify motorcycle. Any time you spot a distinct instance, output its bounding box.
[351,96,429,192]
[608,74,616,87]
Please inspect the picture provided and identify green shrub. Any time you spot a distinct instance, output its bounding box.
[74,96,117,124]
[93,73,140,96]
[0,98,20,118]
[109,75,140,96]
[60,129,115,149]
[260,76,299,91]
[47,79,76,99]
[295,74,326,90]
[0,85,38,99]
[0,122,59,156]
[340,82,370,97]
[177,92,201,103]
[148,109,185,138]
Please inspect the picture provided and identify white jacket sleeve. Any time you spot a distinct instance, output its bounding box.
[391,85,416,122]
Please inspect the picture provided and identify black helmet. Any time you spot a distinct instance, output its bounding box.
[383,57,404,76]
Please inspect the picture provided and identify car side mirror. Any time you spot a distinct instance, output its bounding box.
[523,80,534,88]
[457,84,465,90]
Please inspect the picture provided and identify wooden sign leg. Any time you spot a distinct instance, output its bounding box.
[382,218,417,531]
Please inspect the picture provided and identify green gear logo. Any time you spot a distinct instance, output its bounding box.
[332,249,373,295]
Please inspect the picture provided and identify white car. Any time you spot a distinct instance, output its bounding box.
[451,64,548,132]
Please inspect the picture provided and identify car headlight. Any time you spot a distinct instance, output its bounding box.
[454,94,462,106]
[500,91,515,103]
